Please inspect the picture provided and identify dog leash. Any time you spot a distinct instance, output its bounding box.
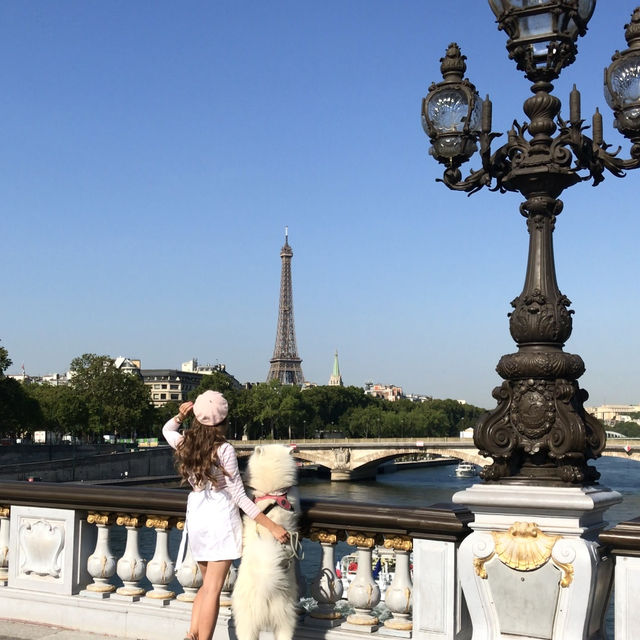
[285,530,303,561]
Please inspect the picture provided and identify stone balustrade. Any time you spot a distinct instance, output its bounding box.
[0,481,472,639]
[599,516,640,640]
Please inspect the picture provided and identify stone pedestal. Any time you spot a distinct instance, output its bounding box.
[453,484,621,640]
[8,506,96,595]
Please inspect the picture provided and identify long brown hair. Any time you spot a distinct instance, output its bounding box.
[175,417,230,487]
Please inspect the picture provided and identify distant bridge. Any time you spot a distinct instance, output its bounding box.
[233,437,640,481]
[1,437,638,483]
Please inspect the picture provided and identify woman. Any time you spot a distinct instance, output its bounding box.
[163,390,289,640]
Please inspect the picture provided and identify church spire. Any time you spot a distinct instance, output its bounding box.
[328,350,343,386]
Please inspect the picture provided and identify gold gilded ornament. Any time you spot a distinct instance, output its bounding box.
[346,531,378,548]
[309,528,339,545]
[145,516,171,530]
[492,522,559,571]
[116,514,141,527]
[383,535,413,552]
[87,512,114,526]
[474,553,494,579]
[553,559,574,588]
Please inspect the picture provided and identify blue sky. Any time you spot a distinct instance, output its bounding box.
[3,1,639,408]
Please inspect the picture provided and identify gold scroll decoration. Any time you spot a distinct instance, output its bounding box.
[554,559,574,588]
[0,507,10,518]
[145,516,172,530]
[309,528,340,545]
[474,554,494,580]
[346,531,379,548]
[87,512,115,526]
[383,535,413,552]
[116,514,142,528]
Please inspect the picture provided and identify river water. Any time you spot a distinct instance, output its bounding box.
[299,456,640,525]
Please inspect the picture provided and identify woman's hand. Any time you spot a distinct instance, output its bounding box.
[270,522,290,544]
[176,401,194,424]
[254,512,290,544]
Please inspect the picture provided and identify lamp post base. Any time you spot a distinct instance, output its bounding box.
[453,484,621,639]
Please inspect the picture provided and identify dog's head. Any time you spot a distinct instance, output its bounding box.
[246,444,297,495]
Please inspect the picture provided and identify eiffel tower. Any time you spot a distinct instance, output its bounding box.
[266,228,304,385]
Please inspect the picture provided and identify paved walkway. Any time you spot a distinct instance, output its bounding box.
[0,621,130,640]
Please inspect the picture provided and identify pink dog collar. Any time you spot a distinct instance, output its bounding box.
[255,494,293,512]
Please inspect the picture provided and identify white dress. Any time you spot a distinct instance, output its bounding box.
[162,418,260,562]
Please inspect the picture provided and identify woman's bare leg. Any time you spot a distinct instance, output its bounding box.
[191,560,232,640]
[187,562,207,639]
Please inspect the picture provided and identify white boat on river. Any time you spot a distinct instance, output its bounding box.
[454,461,478,477]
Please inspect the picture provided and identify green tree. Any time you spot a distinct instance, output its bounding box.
[69,354,154,439]
[191,370,239,397]
[26,384,89,437]
[0,378,42,437]
[613,421,640,438]
[0,341,12,376]
[0,342,41,438]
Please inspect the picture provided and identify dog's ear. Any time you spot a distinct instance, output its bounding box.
[254,446,263,456]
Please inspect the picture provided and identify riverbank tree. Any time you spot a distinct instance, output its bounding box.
[1,343,487,441]
[191,376,486,440]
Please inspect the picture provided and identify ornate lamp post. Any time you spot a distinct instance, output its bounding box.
[422,2,640,486]
[422,4,640,637]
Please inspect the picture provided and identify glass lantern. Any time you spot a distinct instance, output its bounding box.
[488,0,596,80]
[421,44,482,167]
[605,8,640,141]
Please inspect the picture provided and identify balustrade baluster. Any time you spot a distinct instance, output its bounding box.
[343,531,381,633]
[379,535,413,637]
[115,514,146,600]
[84,512,117,597]
[175,520,203,603]
[306,528,343,627]
[144,516,176,603]
[0,507,9,586]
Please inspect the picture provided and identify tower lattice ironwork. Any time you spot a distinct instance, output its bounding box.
[267,228,304,385]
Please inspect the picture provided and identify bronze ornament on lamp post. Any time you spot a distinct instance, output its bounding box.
[422,1,640,485]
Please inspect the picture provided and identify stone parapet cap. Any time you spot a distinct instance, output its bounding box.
[599,517,640,557]
[453,483,621,512]
[453,483,622,535]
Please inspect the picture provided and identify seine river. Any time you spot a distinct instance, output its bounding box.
[298,456,640,525]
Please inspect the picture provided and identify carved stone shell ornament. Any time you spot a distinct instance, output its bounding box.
[474,522,574,588]
[491,522,558,571]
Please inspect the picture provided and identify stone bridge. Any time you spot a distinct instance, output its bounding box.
[1,438,638,483]
[234,438,640,481]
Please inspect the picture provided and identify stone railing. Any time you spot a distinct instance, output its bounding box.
[0,481,472,640]
[600,517,640,640]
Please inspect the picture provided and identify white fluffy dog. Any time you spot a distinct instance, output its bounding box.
[232,444,300,640]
